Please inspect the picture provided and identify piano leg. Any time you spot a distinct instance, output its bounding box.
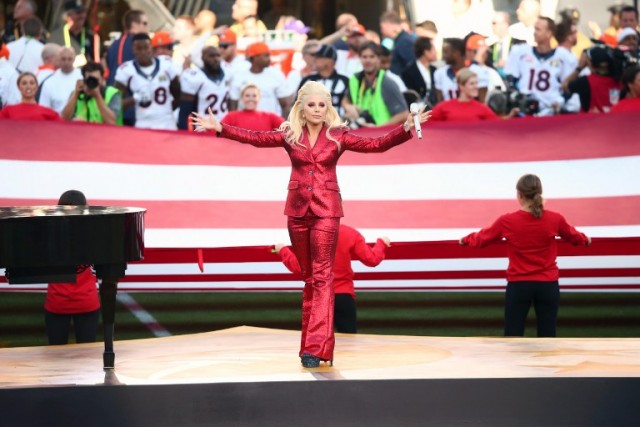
[99,279,118,370]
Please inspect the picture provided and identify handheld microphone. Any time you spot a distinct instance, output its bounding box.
[409,103,422,139]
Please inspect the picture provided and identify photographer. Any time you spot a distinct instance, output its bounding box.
[562,46,621,113]
[61,62,121,125]
[343,41,408,127]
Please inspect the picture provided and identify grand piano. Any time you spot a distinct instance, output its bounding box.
[0,205,145,369]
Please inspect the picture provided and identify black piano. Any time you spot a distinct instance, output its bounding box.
[0,205,145,370]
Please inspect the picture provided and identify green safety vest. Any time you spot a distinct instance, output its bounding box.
[348,69,391,125]
[74,86,123,125]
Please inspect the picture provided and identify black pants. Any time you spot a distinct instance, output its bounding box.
[45,309,100,345]
[504,281,559,337]
[335,293,357,333]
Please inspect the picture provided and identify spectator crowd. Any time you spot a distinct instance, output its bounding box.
[1,0,639,129]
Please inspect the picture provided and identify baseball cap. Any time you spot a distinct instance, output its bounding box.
[246,41,270,57]
[348,24,366,36]
[587,46,612,67]
[312,44,337,61]
[617,27,638,43]
[218,29,237,45]
[64,0,85,12]
[466,34,486,50]
[151,31,174,48]
[284,19,310,35]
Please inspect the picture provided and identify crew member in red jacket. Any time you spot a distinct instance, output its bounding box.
[459,174,590,337]
[44,190,100,345]
[192,80,431,368]
[275,224,390,333]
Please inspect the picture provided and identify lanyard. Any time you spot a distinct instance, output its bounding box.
[63,24,86,54]
[117,34,128,65]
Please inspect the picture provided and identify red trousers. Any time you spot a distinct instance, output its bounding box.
[287,214,340,361]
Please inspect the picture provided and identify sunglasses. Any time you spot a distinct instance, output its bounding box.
[219,43,233,49]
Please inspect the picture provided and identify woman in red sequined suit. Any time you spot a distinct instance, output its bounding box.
[193,81,431,368]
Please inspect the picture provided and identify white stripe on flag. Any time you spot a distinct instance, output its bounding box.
[2,156,639,200]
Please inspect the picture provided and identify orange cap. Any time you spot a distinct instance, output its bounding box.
[348,24,366,36]
[151,31,174,48]
[466,34,486,50]
[218,29,237,44]
[246,41,270,57]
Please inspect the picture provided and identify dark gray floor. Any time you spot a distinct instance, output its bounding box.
[2,377,637,427]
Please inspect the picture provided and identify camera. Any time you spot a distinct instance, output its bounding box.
[348,110,375,129]
[84,76,100,90]
[487,85,540,117]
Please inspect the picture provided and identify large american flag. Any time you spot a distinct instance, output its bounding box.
[1,112,638,291]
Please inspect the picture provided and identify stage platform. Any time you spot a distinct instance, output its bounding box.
[1,326,639,426]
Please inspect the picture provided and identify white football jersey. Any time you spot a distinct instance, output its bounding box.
[115,56,178,130]
[180,67,231,121]
[504,45,575,114]
[434,63,489,101]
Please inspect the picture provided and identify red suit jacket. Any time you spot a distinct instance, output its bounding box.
[219,124,412,217]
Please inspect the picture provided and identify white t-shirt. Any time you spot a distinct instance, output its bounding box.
[115,56,178,130]
[434,63,489,101]
[39,68,82,114]
[36,67,55,85]
[221,55,250,76]
[229,66,292,115]
[335,50,362,79]
[0,58,21,107]
[7,37,44,73]
[504,44,575,114]
[180,66,231,121]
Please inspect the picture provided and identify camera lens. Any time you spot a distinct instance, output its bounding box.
[84,76,99,90]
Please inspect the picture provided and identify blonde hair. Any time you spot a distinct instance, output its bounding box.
[279,81,345,149]
[240,83,261,99]
[517,174,544,218]
[455,67,477,86]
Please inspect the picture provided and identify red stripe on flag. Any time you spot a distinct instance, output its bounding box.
[135,237,640,265]
[1,112,638,166]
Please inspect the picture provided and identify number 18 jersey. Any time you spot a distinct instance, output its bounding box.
[504,45,575,112]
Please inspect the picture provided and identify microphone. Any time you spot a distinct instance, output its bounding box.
[409,103,422,139]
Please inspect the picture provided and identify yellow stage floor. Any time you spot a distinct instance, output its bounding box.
[2,326,639,388]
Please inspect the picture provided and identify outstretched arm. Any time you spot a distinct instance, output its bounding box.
[341,105,431,152]
[351,233,389,267]
[275,245,302,275]
[192,107,286,148]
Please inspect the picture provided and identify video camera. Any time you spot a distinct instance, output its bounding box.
[347,110,375,129]
[486,78,539,117]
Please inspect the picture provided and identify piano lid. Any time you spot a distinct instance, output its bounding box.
[0,205,146,284]
[0,205,146,219]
